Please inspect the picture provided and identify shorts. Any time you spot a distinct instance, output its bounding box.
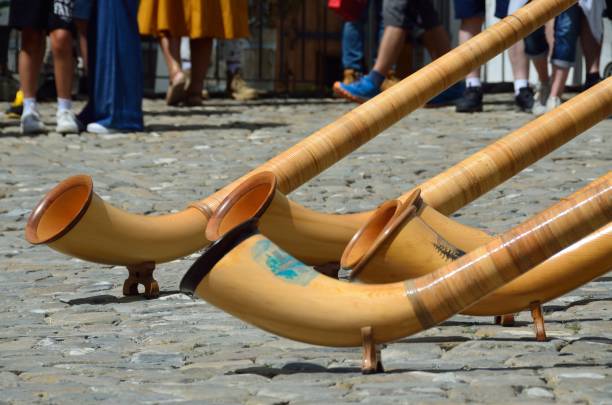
[383,0,440,31]
[453,0,485,19]
[494,0,509,18]
[9,0,74,32]
[73,0,94,21]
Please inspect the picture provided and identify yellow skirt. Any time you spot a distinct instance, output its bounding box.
[138,0,250,39]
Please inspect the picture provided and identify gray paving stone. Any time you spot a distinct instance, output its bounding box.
[0,95,610,404]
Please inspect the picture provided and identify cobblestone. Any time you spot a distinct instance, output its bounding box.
[0,94,610,404]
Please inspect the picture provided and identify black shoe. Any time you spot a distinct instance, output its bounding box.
[583,73,601,91]
[455,86,483,113]
[515,86,534,112]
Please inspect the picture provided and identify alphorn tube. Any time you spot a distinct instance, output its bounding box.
[180,174,611,347]
[207,172,481,271]
[341,194,612,314]
[342,174,612,314]
[466,223,612,315]
[25,0,578,266]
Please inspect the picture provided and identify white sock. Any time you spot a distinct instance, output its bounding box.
[23,98,37,116]
[466,77,481,88]
[57,98,72,113]
[514,79,529,95]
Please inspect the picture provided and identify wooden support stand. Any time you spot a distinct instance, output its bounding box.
[361,326,384,374]
[494,314,516,326]
[530,301,547,341]
[123,262,159,298]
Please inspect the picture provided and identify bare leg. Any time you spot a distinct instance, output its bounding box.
[549,65,569,98]
[508,41,529,82]
[49,28,74,100]
[75,20,88,75]
[532,57,549,83]
[159,35,182,82]
[372,26,406,75]
[187,37,212,96]
[580,16,601,76]
[19,29,46,99]
[420,25,451,61]
[459,16,484,79]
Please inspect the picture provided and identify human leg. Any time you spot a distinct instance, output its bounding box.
[533,5,580,116]
[223,39,258,101]
[549,5,581,99]
[185,37,212,106]
[342,20,366,71]
[159,34,186,105]
[49,28,74,101]
[579,11,601,89]
[87,0,143,133]
[50,27,80,133]
[160,35,182,79]
[18,28,46,133]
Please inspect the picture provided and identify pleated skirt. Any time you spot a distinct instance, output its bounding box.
[138,0,249,39]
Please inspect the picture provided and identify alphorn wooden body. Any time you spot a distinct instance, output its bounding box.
[25,0,578,267]
[341,178,612,313]
[180,174,611,347]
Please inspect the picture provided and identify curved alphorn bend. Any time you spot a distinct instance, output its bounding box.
[205,165,612,339]
[180,174,611,373]
[25,0,578,296]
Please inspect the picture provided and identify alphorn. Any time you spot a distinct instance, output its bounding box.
[207,78,612,264]
[205,167,612,340]
[25,0,577,297]
[180,174,611,373]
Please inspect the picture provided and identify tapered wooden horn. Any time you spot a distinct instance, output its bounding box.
[25,0,577,297]
[181,174,610,352]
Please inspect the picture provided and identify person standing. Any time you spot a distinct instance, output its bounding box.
[79,0,144,133]
[454,0,550,113]
[138,0,251,106]
[333,0,465,106]
[9,0,80,134]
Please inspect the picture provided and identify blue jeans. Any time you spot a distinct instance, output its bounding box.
[551,5,581,67]
[495,0,548,58]
[342,0,384,70]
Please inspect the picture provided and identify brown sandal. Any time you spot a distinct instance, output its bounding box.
[165,72,187,106]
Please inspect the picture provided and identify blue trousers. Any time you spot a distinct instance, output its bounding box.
[80,0,143,130]
[342,0,384,71]
[551,5,581,67]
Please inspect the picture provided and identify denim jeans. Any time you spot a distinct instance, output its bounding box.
[341,0,384,70]
[551,4,581,67]
[523,25,548,59]
[495,0,548,58]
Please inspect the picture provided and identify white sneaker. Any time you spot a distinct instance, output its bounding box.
[545,96,562,112]
[533,96,562,116]
[56,110,80,134]
[21,111,47,134]
[86,122,114,134]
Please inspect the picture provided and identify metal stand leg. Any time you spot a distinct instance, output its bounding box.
[123,262,159,299]
[530,301,547,341]
[361,326,384,374]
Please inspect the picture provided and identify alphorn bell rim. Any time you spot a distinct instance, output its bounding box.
[206,171,277,242]
[340,189,422,278]
[25,174,94,245]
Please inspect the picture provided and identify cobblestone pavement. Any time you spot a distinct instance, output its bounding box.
[0,94,610,404]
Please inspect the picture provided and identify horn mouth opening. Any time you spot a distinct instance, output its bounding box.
[180,218,259,295]
[341,189,421,279]
[206,171,278,241]
[341,200,403,270]
[25,175,94,245]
